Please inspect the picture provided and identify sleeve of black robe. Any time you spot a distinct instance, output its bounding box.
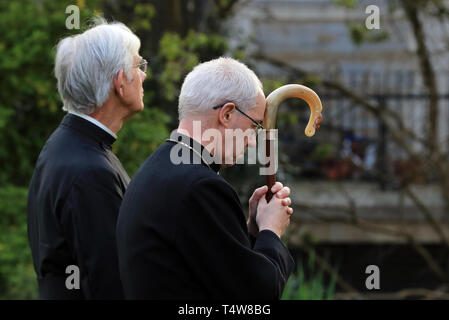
[59,168,124,299]
[176,176,295,299]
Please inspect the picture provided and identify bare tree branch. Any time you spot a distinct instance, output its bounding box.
[253,54,426,159]
[292,190,448,283]
[404,185,449,247]
[401,0,439,155]
[395,287,449,299]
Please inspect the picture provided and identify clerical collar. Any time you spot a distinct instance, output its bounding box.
[62,113,116,148]
[68,111,117,139]
[166,132,221,173]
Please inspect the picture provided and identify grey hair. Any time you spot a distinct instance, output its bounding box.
[178,57,263,121]
[55,17,141,114]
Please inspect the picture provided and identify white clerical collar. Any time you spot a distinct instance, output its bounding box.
[68,111,117,139]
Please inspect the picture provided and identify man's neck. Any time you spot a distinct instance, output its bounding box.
[89,102,126,135]
[177,118,218,157]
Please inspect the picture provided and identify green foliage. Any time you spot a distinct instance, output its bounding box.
[129,3,155,31]
[114,108,171,176]
[262,78,288,96]
[0,0,105,299]
[348,23,390,46]
[0,0,232,184]
[0,186,37,299]
[333,0,356,9]
[158,31,228,103]
[0,0,232,299]
[277,112,299,126]
[333,0,390,46]
[0,0,102,186]
[312,143,336,162]
[282,252,338,300]
[299,74,323,88]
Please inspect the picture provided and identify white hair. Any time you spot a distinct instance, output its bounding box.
[178,57,263,120]
[55,17,141,114]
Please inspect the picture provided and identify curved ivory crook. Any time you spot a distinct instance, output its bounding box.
[263,84,323,202]
[265,84,323,136]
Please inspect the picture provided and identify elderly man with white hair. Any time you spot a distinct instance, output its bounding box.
[27,19,146,299]
[117,57,295,299]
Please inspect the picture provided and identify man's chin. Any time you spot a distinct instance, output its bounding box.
[221,154,244,167]
[134,102,144,114]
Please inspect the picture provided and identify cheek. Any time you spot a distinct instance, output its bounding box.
[133,76,142,89]
[132,78,143,99]
[129,71,141,87]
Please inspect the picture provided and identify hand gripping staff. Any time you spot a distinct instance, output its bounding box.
[263,84,323,201]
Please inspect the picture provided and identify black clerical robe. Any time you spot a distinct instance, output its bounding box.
[116,133,294,299]
[27,113,129,299]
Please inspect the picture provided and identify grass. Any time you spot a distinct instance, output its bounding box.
[281,250,338,300]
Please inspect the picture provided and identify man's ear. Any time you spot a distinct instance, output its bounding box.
[218,103,235,128]
[113,69,125,98]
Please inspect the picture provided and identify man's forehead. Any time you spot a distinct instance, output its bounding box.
[248,106,265,123]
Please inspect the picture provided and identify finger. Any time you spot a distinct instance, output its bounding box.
[281,197,291,207]
[271,181,283,193]
[287,207,293,215]
[276,186,291,199]
[250,185,268,202]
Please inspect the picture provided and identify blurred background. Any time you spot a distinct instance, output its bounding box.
[1,0,449,299]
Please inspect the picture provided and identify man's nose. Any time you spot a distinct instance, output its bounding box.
[248,133,257,148]
[140,70,147,81]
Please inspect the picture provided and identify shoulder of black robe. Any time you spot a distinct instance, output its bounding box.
[117,133,294,300]
[27,114,129,299]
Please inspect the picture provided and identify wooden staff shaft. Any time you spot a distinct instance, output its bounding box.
[265,132,276,202]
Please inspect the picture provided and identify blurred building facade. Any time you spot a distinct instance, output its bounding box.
[225,0,449,293]
[227,0,449,156]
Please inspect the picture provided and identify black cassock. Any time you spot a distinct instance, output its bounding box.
[27,114,129,299]
[117,133,294,299]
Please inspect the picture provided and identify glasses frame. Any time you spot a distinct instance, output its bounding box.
[135,58,148,73]
[212,103,264,132]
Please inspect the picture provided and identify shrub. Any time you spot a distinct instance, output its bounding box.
[0,186,38,299]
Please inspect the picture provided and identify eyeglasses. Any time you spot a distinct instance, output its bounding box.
[135,58,148,73]
[213,103,264,132]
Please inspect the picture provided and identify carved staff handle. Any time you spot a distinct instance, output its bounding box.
[264,84,323,201]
